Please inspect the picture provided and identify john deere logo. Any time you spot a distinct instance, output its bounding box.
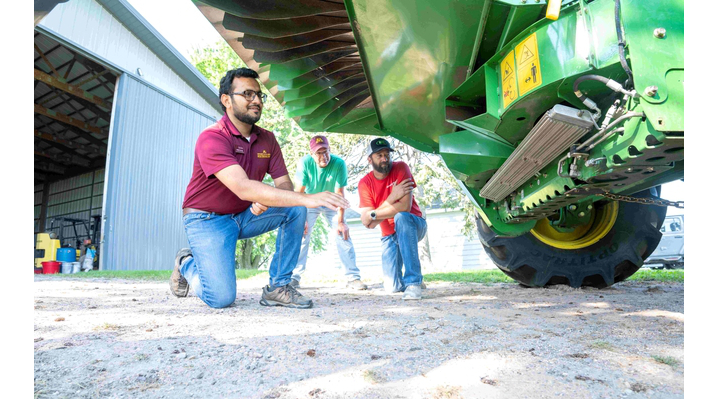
[316,137,324,143]
[257,150,271,159]
[376,140,386,145]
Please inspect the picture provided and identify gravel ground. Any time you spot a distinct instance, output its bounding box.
[33,269,684,399]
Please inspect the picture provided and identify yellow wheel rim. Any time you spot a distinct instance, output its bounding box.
[530,202,619,250]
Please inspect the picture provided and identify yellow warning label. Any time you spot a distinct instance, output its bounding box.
[500,50,518,109]
[516,33,542,96]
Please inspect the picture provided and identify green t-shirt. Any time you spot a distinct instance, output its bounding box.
[295,154,348,194]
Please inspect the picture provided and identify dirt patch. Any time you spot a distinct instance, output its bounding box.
[34,272,683,398]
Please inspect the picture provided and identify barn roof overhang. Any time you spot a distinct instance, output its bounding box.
[94,0,222,114]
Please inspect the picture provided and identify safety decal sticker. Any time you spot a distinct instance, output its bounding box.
[516,33,542,96]
[500,49,518,109]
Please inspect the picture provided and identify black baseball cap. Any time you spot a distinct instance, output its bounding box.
[368,138,395,156]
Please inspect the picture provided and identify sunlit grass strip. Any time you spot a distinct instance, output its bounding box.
[41,269,266,281]
[424,269,683,284]
[627,269,683,282]
[424,270,514,284]
[41,268,682,284]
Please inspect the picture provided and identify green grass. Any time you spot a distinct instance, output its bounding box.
[652,355,681,368]
[627,269,684,282]
[423,268,683,284]
[40,268,682,284]
[41,269,266,281]
[424,270,515,284]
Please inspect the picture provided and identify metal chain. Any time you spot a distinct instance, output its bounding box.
[598,191,684,208]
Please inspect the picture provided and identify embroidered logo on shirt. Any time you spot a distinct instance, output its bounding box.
[235,146,244,154]
[257,150,271,159]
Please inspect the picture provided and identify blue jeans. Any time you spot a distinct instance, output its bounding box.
[181,206,306,308]
[292,207,360,282]
[381,212,427,293]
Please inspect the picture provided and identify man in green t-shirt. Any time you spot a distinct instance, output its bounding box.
[291,135,367,290]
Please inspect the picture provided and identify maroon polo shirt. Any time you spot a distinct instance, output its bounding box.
[182,114,288,214]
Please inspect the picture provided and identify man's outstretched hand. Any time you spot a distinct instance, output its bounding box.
[305,192,350,210]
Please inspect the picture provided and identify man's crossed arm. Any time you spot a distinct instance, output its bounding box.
[360,178,415,229]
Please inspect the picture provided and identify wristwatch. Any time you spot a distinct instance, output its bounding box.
[370,210,377,221]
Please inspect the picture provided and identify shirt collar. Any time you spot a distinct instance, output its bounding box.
[221,113,261,140]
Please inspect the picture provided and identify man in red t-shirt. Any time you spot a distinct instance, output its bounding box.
[171,67,349,309]
[358,138,428,300]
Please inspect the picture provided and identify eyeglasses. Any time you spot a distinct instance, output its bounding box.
[313,150,329,157]
[229,90,267,103]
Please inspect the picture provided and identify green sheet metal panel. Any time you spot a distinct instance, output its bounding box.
[346,0,489,152]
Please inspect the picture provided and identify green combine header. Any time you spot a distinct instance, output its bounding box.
[194,0,684,288]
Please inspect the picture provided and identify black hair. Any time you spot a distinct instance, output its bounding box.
[219,67,260,112]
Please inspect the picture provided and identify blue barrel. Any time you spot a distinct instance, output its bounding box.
[56,248,76,262]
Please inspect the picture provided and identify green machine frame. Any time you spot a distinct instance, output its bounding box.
[195,0,683,237]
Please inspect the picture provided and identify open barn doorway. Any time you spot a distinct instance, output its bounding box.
[34,30,118,270]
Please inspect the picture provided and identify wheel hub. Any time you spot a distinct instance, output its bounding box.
[529,201,619,249]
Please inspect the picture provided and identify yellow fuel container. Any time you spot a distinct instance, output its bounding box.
[35,233,61,269]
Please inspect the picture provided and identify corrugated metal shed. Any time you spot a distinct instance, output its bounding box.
[44,169,104,242]
[38,0,221,117]
[35,0,222,271]
[101,74,217,270]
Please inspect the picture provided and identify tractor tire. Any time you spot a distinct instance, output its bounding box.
[478,188,667,288]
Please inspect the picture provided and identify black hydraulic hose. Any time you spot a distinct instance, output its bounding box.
[572,74,611,94]
[572,74,611,118]
[615,0,633,88]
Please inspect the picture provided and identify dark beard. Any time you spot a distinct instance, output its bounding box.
[234,108,261,125]
[371,159,392,174]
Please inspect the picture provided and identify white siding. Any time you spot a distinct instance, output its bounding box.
[306,210,494,272]
[39,0,218,117]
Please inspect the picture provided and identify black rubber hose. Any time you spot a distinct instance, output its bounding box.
[615,0,633,88]
[572,74,611,117]
[572,74,611,101]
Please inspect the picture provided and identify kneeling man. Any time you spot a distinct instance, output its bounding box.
[172,67,349,309]
[357,138,427,300]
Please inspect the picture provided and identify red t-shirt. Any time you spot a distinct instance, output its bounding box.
[182,114,288,214]
[358,161,423,237]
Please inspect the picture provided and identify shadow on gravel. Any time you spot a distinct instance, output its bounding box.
[34,280,684,398]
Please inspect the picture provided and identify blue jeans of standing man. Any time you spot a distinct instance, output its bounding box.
[180,206,306,308]
[381,212,427,293]
[292,206,361,282]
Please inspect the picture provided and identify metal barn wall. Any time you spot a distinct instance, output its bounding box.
[102,74,217,270]
[34,185,44,234]
[308,210,492,272]
[38,0,218,117]
[42,170,105,245]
